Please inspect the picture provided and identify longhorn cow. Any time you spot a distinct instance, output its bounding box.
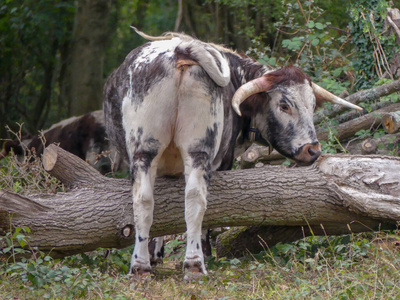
[103,28,362,280]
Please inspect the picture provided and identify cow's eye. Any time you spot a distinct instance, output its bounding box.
[279,103,290,112]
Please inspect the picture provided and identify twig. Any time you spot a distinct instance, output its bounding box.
[296,0,307,22]
[387,15,400,40]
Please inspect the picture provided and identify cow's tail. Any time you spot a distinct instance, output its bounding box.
[131,26,179,41]
[184,42,230,87]
[132,26,231,87]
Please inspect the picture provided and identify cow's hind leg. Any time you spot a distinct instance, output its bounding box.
[179,150,212,280]
[173,64,223,279]
[149,236,165,266]
[128,142,166,277]
[201,229,212,258]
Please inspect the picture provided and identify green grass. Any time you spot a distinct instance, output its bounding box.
[1,230,400,299]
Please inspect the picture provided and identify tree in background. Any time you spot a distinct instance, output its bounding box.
[59,0,112,117]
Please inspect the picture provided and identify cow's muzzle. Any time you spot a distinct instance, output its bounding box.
[293,142,321,166]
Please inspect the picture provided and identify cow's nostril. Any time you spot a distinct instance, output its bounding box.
[306,143,322,161]
[293,143,321,165]
[308,147,321,157]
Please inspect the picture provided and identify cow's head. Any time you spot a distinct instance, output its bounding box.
[232,66,362,166]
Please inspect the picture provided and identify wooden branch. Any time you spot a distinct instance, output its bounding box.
[0,145,400,259]
[386,8,400,43]
[335,100,395,124]
[317,102,400,142]
[239,145,283,168]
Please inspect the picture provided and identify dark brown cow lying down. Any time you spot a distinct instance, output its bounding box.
[0,110,127,175]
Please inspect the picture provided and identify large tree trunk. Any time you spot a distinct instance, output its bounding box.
[0,145,399,259]
[60,0,112,117]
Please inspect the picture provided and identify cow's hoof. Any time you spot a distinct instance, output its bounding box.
[129,262,152,280]
[129,266,153,281]
[150,257,163,267]
[129,272,153,282]
[183,256,207,281]
[183,267,207,281]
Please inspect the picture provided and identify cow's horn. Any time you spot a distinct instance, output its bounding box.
[312,82,363,111]
[232,77,271,116]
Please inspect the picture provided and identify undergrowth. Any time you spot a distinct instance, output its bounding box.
[0,125,64,194]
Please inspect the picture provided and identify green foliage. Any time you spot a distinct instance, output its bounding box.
[355,127,386,140]
[318,116,348,154]
[164,239,186,261]
[0,225,131,298]
[0,223,31,264]
[0,0,75,137]
[63,247,134,274]
[264,234,371,268]
[262,0,353,84]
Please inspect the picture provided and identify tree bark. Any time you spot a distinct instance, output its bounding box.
[0,145,399,259]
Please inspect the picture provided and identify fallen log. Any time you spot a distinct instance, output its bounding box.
[335,100,395,124]
[239,145,281,168]
[241,132,400,167]
[0,145,400,259]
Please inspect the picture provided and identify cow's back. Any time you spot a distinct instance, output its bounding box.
[104,40,179,160]
[104,37,238,175]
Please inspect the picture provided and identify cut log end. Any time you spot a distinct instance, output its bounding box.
[383,112,400,134]
[122,225,133,237]
[361,138,378,155]
[42,145,58,171]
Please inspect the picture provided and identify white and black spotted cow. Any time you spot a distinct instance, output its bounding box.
[103,28,361,280]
